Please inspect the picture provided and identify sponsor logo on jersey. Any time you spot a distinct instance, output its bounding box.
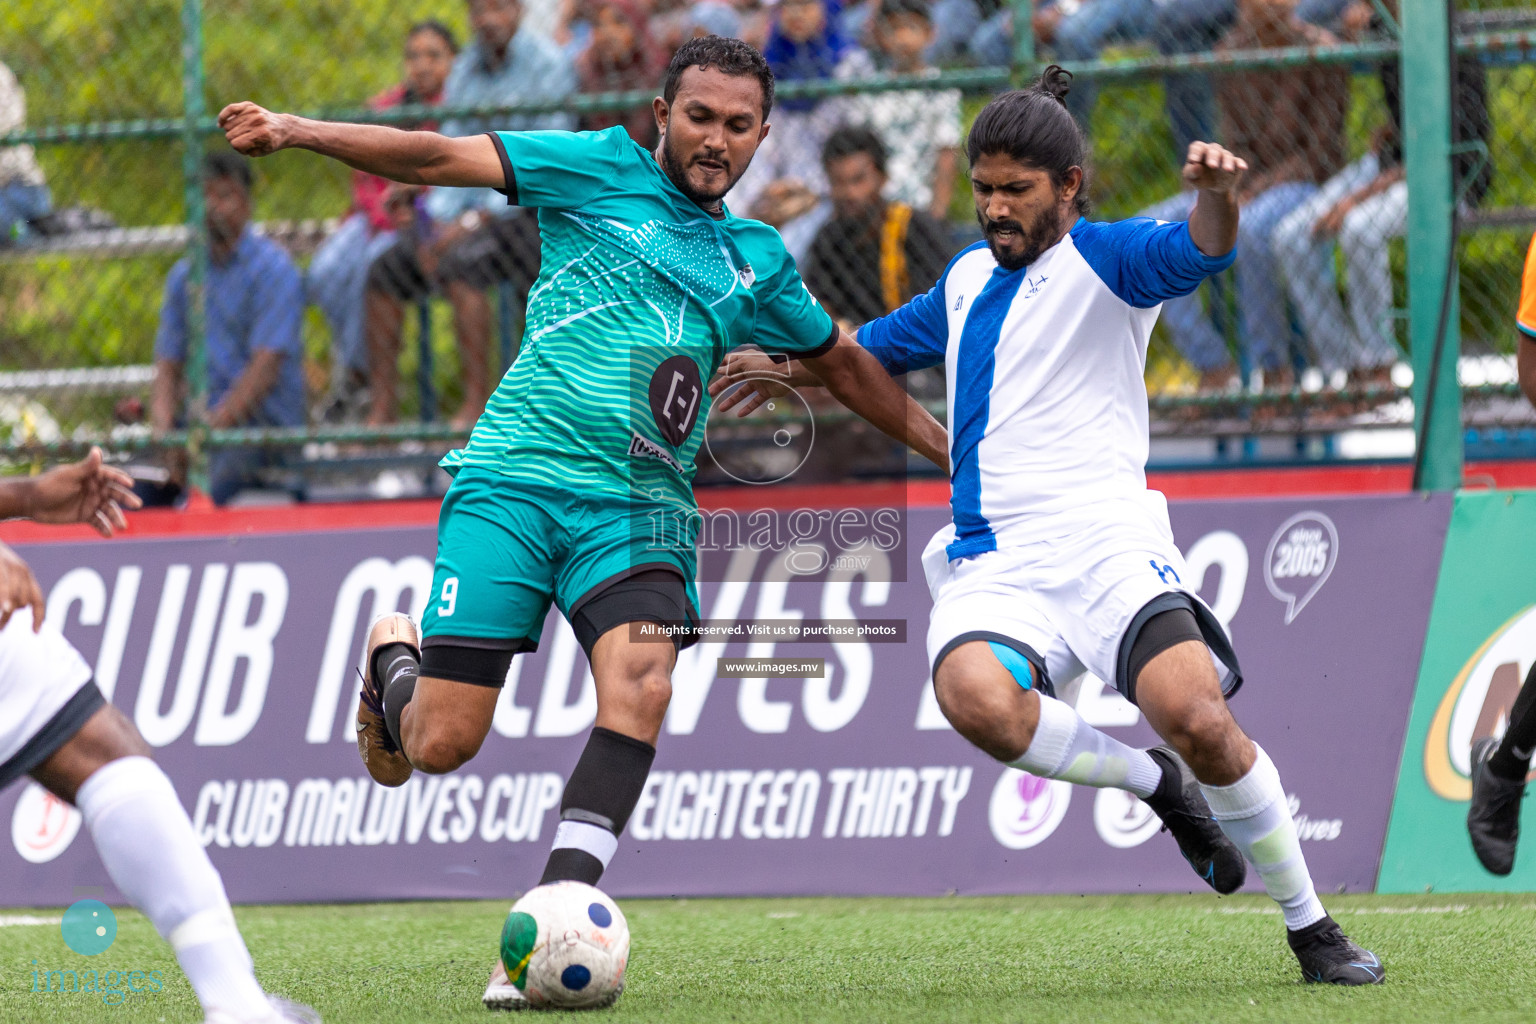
[1263,511,1338,623]
[1424,604,1536,799]
[988,768,1070,849]
[739,264,755,288]
[11,783,82,864]
[648,356,703,446]
[628,432,684,472]
[1092,789,1160,849]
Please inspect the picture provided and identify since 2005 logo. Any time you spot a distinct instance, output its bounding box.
[1424,604,1536,800]
[988,768,1071,850]
[1263,511,1339,624]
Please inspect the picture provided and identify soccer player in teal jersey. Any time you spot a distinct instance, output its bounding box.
[222,36,948,1006]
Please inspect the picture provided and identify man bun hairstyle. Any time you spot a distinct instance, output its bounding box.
[663,35,776,120]
[965,65,1091,216]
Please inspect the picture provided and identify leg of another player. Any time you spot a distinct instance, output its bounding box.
[445,280,492,428]
[363,287,404,426]
[538,626,672,886]
[1135,641,1383,983]
[932,641,1164,795]
[1467,659,1536,874]
[31,704,297,1023]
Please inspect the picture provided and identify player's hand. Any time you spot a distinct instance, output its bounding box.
[0,541,44,632]
[25,448,142,538]
[1182,142,1248,196]
[219,101,292,157]
[709,350,796,418]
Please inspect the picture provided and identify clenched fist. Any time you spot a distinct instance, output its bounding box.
[219,101,292,158]
[1182,141,1248,195]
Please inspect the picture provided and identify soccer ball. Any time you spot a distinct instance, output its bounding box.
[500,881,630,1008]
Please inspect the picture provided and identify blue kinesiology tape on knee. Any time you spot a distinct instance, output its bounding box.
[989,641,1033,690]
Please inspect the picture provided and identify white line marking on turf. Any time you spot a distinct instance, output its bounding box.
[766,912,801,919]
[0,915,61,926]
[1213,905,1470,915]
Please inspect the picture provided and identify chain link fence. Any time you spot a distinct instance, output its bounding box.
[1,0,1532,501]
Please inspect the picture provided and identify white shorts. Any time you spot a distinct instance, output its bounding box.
[923,499,1240,701]
[0,609,100,790]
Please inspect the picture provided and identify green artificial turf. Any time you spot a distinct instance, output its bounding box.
[3,893,1534,1023]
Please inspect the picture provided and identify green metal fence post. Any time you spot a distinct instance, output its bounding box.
[1011,0,1036,87]
[181,0,209,492]
[1403,0,1461,490]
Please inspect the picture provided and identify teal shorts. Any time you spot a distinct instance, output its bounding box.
[421,468,699,652]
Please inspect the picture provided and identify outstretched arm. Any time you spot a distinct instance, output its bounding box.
[219,101,505,188]
[1183,141,1247,258]
[711,343,949,470]
[0,448,141,534]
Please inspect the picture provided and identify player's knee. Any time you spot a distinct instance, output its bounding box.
[933,662,1032,760]
[629,665,672,718]
[1163,699,1238,758]
[408,730,481,775]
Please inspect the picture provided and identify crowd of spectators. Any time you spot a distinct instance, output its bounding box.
[2,0,1500,501]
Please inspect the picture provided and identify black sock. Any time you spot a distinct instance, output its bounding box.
[1286,914,1337,946]
[1143,749,1179,809]
[375,643,419,751]
[539,727,656,886]
[1490,661,1536,780]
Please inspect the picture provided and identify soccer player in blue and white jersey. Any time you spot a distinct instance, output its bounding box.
[717,68,1383,985]
[0,453,318,1023]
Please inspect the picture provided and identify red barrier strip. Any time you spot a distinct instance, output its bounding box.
[5,460,1534,545]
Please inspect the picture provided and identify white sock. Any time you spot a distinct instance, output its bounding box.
[76,756,275,1020]
[1199,745,1327,930]
[1009,692,1164,798]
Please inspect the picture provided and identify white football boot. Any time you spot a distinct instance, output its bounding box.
[482,960,529,1011]
[204,994,321,1023]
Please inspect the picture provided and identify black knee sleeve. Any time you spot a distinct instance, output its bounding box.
[1126,607,1204,696]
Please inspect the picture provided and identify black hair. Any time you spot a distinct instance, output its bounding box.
[203,151,253,193]
[965,65,1091,216]
[822,125,888,175]
[662,35,775,119]
[407,19,460,54]
[877,0,932,24]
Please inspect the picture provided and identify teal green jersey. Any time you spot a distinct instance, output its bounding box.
[440,127,838,506]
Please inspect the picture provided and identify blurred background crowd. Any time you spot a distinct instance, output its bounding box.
[1,0,1533,502]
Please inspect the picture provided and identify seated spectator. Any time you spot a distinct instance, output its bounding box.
[971,0,1156,128]
[363,0,574,428]
[0,59,51,244]
[1137,0,1349,391]
[728,0,874,257]
[1151,0,1356,154]
[840,0,981,64]
[576,0,665,145]
[152,154,305,505]
[1273,0,1491,391]
[803,128,956,326]
[308,20,456,422]
[688,1,745,40]
[851,0,961,220]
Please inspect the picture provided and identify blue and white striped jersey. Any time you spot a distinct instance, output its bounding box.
[858,216,1234,560]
